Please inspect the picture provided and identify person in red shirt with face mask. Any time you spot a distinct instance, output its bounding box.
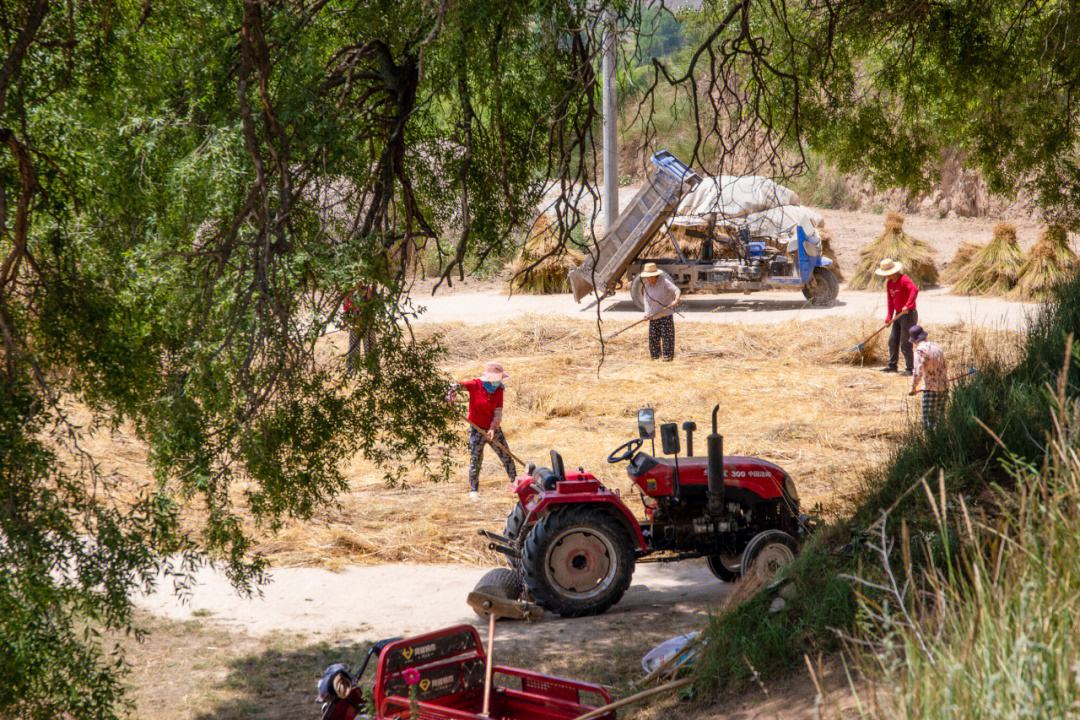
[445,361,517,498]
[874,258,919,375]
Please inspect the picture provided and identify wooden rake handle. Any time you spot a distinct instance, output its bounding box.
[609,302,679,339]
[466,418,526,467]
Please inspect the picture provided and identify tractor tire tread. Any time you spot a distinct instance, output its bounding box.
[521,505,635,618]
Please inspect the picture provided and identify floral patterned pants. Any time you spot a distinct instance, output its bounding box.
[648,315,675,361]
[467,427,517,491]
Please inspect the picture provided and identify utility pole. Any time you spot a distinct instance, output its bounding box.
[602,7,618,233]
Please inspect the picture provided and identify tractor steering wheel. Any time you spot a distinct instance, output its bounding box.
[607,438,644,464]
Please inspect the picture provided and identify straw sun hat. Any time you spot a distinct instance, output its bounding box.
[639,262,663,278]
[874,258,903,276]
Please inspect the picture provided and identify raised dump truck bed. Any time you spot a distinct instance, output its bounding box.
[567,151,839,308]
[568,151,701,303]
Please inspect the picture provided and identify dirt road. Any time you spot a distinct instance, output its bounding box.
[407,286,1035,333]
[138,559,727,659]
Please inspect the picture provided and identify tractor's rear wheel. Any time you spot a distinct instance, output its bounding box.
[521,507,635,617]
[705,553,741,582]
[740,530,797,586]
[802,267,839,307]
[471,567,523,619]
[504,502,527,543]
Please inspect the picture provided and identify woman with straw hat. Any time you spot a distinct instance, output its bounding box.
[875,258,919,376]
[446,361,517,499]
[638,262,681,361]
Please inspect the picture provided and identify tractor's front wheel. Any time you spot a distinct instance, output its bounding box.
[740,530,797,585]
[705,553,741,582]
[521,506,636,617]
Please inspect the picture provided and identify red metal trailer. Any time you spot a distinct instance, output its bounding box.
[322,625,614,720]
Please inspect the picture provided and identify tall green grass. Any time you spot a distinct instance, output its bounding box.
[858,376,1080,717]
[695,272,1080,701]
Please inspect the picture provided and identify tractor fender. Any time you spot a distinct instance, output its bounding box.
[526,493,647,552]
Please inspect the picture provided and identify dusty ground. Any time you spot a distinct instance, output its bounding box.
[110,200,1049,719]
[131,562,865,720]
[130,562,728,719]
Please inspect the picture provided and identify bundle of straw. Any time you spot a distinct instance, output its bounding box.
[942,241,984,284]
[847,212,938,290]
[1012,225,1078,301]
[817,224,844,281]
[508,215,584,293]
[952,222,1026,295]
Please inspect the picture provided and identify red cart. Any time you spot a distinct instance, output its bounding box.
[323,625,614,720]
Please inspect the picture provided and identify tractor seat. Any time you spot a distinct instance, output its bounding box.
[532,467,558,490]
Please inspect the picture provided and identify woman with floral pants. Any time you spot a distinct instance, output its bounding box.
[639,262,681,361]
[446,361,517,498]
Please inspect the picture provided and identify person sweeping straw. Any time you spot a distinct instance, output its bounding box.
[446,362,518,499]
[876,258,919,375]
[639,262,681,361]
[907,325,949,430]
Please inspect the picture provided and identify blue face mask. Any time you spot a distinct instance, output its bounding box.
[482,381,501,393]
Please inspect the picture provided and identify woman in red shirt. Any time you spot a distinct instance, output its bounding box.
[875,258,919,375]
[446,361,517,498]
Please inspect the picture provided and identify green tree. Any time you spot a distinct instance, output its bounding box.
[0,1,615,716]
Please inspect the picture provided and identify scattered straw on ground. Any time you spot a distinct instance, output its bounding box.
[68,315,1018,571]
[848,212,939,290]
[953,222,1025,296]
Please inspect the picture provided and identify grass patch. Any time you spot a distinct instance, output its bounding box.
[693,270,1080,700]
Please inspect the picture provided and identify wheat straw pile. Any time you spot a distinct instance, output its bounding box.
[74,315,1017,570]
[952,222,1026,296]
[1012,225,1079,301]
[817,224,844,281]
[848,212,938,290]
[508,215,583,293]
[943,241,984,284]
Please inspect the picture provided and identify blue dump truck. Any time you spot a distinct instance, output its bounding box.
[567,151,840,308]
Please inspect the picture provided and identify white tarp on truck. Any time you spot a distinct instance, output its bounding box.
[676,175,800,219]
[739,204,823,241]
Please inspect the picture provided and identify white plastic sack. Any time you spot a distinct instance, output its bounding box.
[677,175,800,218]
[641,632,699,674]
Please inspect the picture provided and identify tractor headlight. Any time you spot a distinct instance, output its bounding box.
[782,475,799,506]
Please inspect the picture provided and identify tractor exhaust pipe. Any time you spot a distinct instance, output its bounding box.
[707,404,724,515]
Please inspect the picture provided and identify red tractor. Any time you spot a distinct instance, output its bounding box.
[482,405,811,617]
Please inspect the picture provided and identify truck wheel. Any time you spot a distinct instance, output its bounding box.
[471,567,523,619]
[740,530,797,585]
[629,268,675,312]
[801,267,839,307]
[521,506,636,617]
[705,554,741,582]
[504,502,527,542]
